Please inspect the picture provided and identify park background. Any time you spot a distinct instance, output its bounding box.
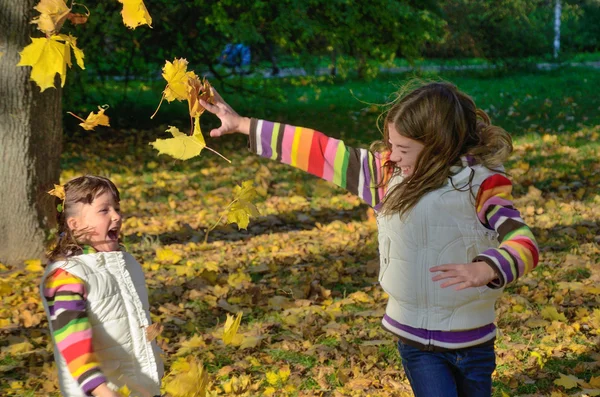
[0,0,599,396]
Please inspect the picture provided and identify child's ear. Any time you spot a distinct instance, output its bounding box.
[66,217,79,232]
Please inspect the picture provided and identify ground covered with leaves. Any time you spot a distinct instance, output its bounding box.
[1,71,600,396]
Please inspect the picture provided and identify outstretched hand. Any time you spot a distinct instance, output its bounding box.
[430,261,498,290]
[199,88,251,137]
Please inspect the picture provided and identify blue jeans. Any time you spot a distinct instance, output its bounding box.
[398,340,496,397]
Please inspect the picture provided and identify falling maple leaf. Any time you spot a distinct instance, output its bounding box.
[67,105,110,131]
[222,312,243,345]
[227,181,260,230]
[152,59,215,125]
[31,0,71,36]
[118,0,152,29]
[150,119,229,162]
[17,34,84,92]
[161,58,194,103]
[150,125,206,161]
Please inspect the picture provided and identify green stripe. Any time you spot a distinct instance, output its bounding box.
[333,141,347,187]
[54,317,90,340]
[340,149,350,188]
[54,294,83,302]
[368,152,376,207]
[271,122,280,160]
[503,225,534,242]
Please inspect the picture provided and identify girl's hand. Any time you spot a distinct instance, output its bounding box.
[199,88,251,137]
[430,261,498,290]
[91,383,121,397]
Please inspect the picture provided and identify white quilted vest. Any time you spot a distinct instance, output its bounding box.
[377,165,504,332]
[40,251,163,397]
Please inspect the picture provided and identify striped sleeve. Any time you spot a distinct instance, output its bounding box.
[473,174,539,288]
[43,268,107,395]
[248,119,392,207]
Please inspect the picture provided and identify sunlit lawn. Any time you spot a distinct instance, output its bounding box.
[1,66,599,396]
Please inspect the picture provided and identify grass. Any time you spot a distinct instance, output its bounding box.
[2,63,599,396]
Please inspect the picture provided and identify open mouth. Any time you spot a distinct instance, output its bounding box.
[107,227,119,241]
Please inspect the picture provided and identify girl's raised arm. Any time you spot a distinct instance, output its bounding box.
[201,90,392,208]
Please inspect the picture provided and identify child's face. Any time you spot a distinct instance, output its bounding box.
[388,123,424,177]
[67,190,122,252]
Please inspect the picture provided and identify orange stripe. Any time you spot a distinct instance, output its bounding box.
[296,128,314,171]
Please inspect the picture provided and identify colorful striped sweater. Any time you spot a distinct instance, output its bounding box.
[43,268,106,395]
[248,119,539,348]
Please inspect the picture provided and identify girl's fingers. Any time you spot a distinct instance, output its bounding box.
[199,99,218,114]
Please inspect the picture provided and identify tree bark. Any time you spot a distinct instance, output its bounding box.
[0,0,62,265]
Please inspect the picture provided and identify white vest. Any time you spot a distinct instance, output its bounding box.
[40,251,164,397]
[377,165,504,332]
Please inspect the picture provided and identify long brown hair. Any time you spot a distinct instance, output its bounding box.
[378,80,512,216]
[47,175,120,262]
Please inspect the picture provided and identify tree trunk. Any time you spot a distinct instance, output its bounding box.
[0,0,62,265]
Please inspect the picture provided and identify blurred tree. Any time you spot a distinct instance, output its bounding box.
[0,0,62,265]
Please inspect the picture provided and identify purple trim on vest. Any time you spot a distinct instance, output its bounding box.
[383,314,496,343]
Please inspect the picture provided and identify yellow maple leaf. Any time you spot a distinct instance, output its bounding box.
[227,181,260,230]
[17,34,84,92]
[24,259,43,272]
[31,0,71,35]
[119,0,152,29]
[590,376,600,388]
[150,125,206,161]
[67,105,110,131]
[187,75,214,118]
[265,371,279,386]
[554,373,581,389]
[176,335,206,356]
[164,357,208,397]
[155,247,182,264]
[117,385,131,396]
[162,58,194,103]
[222,312,243,345]
[541,306,567,322]
[47,184,65,200]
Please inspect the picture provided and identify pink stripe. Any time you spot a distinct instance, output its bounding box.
[44,282,85,297]
[56,328,93,351]
[322,138,340,182]
[479,196,513,211]
[281,125,295,164]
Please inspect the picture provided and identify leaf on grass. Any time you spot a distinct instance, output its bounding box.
[150,125,206,160]
[118,0,152,29]
[17,34,84,92]
[541,306,567,322]
[227,181,260,230]
[24,259,43,272]
[554,373,581,389]
[31,0,71,35]
[68,105,110,131]
[164,357,208,397]
[222,312,242,345]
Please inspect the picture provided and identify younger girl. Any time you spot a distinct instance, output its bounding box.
[199,81,539,396]
[41,175,163,397]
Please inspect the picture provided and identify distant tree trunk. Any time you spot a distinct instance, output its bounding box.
[554,0,561,58]
[0,0,62,265]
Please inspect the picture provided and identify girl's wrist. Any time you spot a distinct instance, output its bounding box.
[238,117,251,135]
